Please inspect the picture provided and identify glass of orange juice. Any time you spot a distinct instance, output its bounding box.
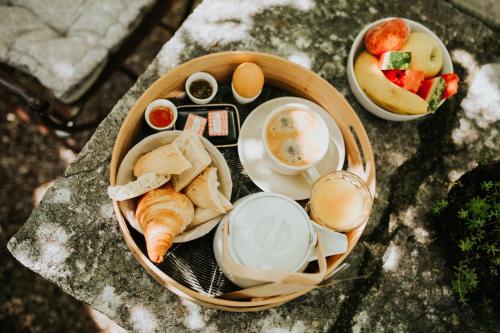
[309,171,372,232]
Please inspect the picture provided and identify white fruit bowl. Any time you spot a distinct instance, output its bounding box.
[347,17,454,122]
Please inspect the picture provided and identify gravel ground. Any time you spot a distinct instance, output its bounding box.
[0,89,98,332]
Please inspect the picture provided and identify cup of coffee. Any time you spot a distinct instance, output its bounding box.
[309,171,372,232]
[261,103,330,182]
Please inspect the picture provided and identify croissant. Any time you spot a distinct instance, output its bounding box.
[135,184,194,263]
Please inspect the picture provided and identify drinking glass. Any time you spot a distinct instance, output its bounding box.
[308,171,372,232]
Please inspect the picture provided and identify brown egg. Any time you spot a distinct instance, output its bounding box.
[232,62,264,98]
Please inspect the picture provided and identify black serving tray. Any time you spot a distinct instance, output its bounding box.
[175,104,240,148]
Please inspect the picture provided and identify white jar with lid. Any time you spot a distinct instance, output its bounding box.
[213,192,348,288]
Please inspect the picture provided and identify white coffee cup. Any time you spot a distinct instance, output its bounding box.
[261,103,330,183]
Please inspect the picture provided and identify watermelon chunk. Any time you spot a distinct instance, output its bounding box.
[417,77,446,112]
[378,51,412,70]
[400,70,424,93]
[441,73,459,99]
[384,69,405,86]
[384,69,424,93]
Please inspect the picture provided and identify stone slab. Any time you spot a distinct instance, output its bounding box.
[8,0,500,331]
[450,0,500,30]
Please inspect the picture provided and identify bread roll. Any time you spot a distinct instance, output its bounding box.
[133,143,191,177]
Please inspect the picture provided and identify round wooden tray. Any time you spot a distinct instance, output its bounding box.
[110,51,376,311]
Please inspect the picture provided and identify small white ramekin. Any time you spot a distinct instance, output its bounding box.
[231,82,261,104]
[185,72,218,104]
[144,99,178,131]
[346,17,454,122]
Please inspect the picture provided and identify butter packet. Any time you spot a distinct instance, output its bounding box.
[208,110,228,136]
[184,113,207,135]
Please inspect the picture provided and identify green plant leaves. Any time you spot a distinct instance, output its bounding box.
[458,208,469,219]
[452,262,478,305]
[432,199,448,215]
[459,238,474,252]
[439,177,499,309]
[468,196,490,220]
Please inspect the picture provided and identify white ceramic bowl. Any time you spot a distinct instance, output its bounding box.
[116,130,232,243]
[185,72,218,104]
[144,99,178,131]
[231,82,261,104]
[347,17,454,121]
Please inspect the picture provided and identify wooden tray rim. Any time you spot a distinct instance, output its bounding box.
[109,51,376,310]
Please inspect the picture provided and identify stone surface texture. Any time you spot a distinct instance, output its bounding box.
[450,0,500,30]
[0,0,156,102]
[7,0,500,332]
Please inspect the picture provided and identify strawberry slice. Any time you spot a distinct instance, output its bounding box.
[384,69,424,93]
[441,73,459,99]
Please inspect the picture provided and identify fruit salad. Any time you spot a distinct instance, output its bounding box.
[354,18,459,115]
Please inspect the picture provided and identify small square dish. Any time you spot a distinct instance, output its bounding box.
[175,104,241,148]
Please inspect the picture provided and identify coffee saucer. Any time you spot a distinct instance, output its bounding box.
[238,97,345,200]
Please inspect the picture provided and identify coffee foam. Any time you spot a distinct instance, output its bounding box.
[265,108,326,167]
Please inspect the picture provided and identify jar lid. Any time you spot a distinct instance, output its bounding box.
[228,193,312,272]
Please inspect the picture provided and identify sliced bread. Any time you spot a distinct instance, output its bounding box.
[107,173,170,201]
[171,131,211,191]
[185,167,223,212]
[189,191,233,228]
[133,143,191,177]
[217,190,233,212]
[190,207,221,228]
